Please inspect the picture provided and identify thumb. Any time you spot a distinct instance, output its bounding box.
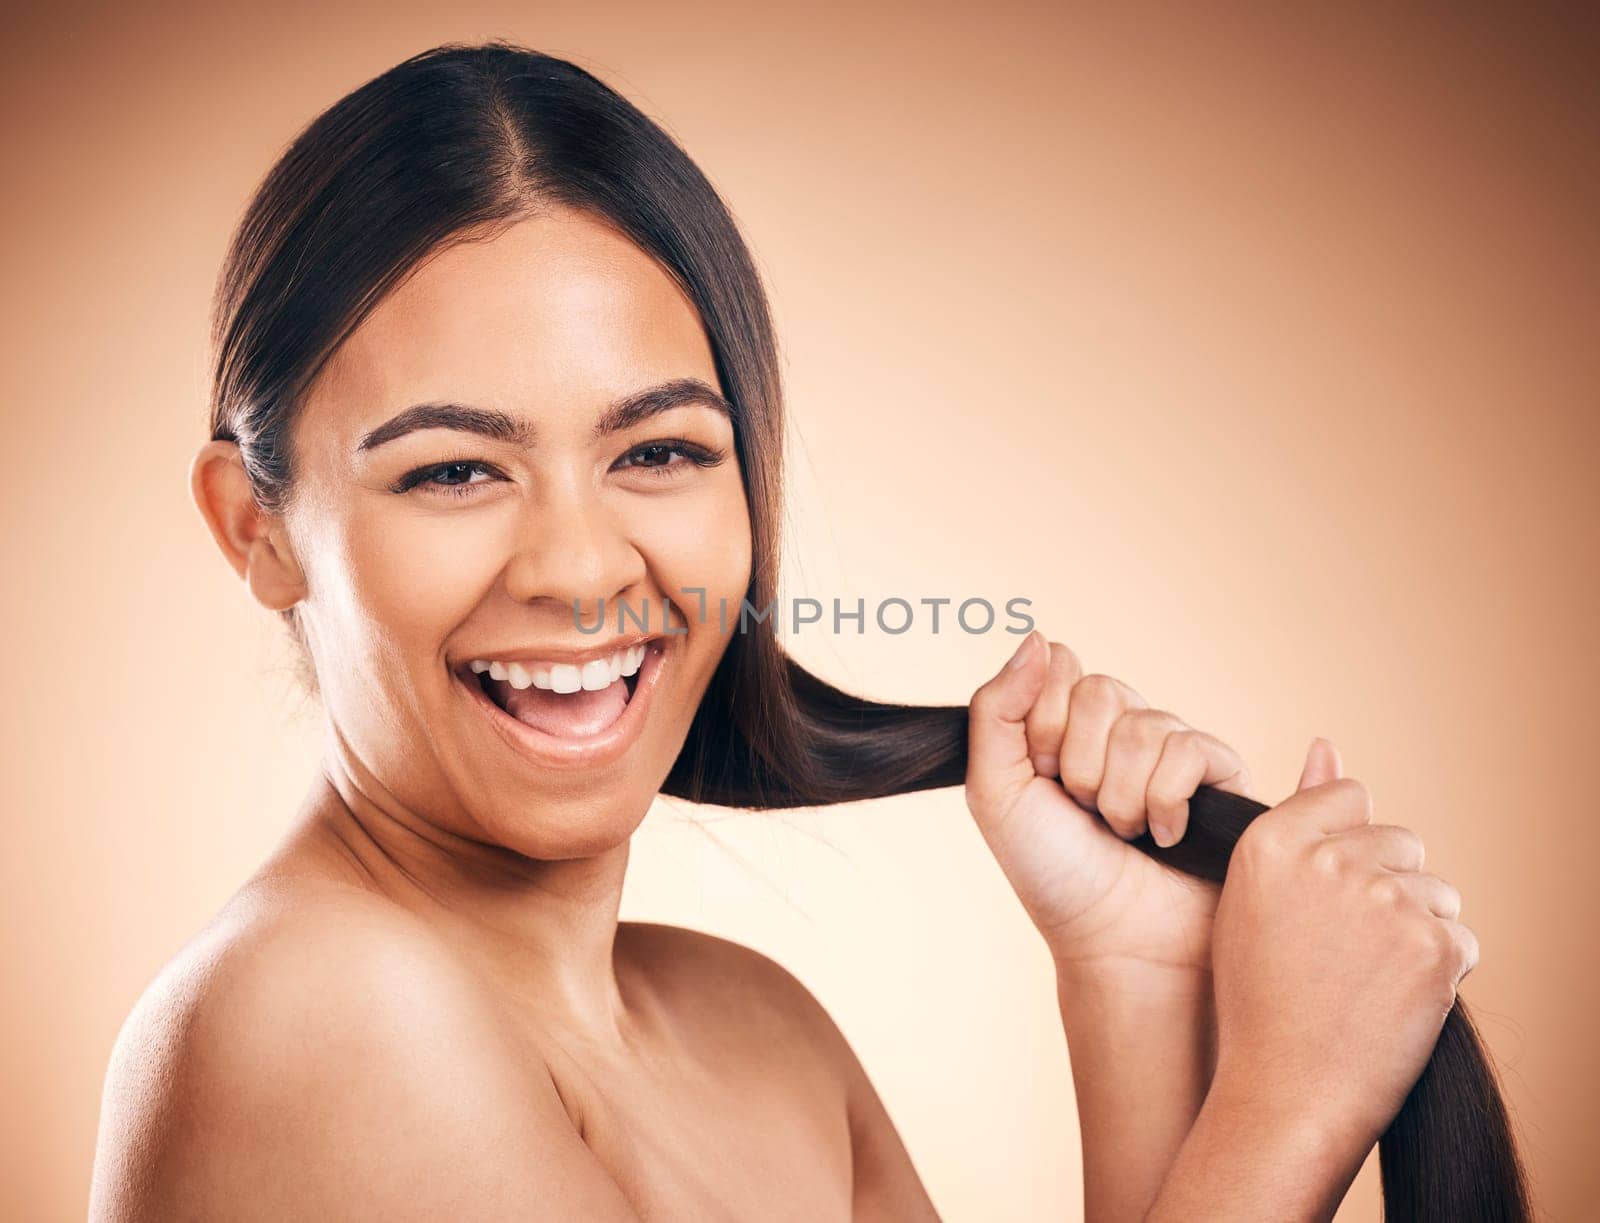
[1296,736,1344,792]
[966,630,1049,811]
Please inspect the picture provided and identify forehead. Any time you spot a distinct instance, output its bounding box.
[303,208,718,435]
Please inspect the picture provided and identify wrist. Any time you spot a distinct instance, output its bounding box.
[1054,953,1215,1008]
[1056,959,1218,1112]
[1203,1059,1377,1192]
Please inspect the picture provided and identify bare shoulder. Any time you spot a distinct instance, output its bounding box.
[616,922,941,1222]
[618,921,848,1049]
[90,878,637,1223]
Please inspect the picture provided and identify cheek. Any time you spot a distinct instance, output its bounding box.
[632,476,753,620]
[315,499,502,662]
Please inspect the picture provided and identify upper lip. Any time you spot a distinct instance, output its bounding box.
[452,634,663,671]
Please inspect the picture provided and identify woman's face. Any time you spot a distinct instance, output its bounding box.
[282,208,752,858]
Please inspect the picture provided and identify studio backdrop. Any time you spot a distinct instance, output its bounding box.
[3,3,1596,1220]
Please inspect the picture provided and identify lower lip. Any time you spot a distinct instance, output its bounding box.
[454,641,668,772]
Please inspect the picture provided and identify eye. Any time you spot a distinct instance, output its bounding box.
[391,459,505,499]
[614,438,727,480]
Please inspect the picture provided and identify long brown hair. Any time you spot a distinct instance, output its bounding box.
[209,40,1530,1221]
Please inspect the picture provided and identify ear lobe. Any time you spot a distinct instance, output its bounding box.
[189,440,307,612]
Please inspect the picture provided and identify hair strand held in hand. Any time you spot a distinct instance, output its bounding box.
[662,671,1532,1222]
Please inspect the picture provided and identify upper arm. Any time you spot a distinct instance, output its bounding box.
[838,1039,943,1222]
[90,897,641,1223]
[653,928,942,1223]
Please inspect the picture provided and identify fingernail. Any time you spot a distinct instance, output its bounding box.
[1006,630,1041,670]
[1149,820,1176,848]
[1031,754,1059,778]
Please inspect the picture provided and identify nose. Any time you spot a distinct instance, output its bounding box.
[502,476,647,628]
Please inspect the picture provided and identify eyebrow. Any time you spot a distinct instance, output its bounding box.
[354,377,735,452]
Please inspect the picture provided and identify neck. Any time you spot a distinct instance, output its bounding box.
[294,750,635,1045]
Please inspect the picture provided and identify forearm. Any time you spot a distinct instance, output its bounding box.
[1143,1071,1370,1222]
[1055,959,1215,1222]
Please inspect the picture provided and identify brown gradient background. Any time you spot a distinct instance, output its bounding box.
[3,2,1596,1219]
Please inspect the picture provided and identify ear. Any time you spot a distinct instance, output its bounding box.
[189,440,308,613]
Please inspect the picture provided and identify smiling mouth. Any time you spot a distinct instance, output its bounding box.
[471,664,641,736]
[452,639,662,743]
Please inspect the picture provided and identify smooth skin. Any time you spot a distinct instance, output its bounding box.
[89,207,1475,1222]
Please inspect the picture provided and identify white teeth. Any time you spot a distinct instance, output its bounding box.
[466,642,653,694]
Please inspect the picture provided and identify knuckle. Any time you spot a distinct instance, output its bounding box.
[969,682,1005,718]
[1401,828,1426,866]
[1430,921,1458,966]
[1047,641,1083,676]
[1232,813,1271,857]
[1328,777,1374,818]
[1310,838,1347,880]
[1238,811,1289,860]
[1073,672,1122,709]
[1372,874,1410,911]
[1168,727,1207,763]
[1128,709,1175,749]
[1440,882,1463,918]
[1427,972,1459,1011]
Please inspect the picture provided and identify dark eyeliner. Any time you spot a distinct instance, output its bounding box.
[615,437,727,471]
[389,458,502,494]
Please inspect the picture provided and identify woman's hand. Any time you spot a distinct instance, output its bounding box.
[964,630,1254,971]
[1207,737,1479,1149]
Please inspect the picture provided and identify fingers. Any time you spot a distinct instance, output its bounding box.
[1443,919,1480,984]
[1144,728,1255,847]
[1404,873,1463,921]
[1018,641,1255,847]
[995,636,1263,850]
[1298,775,1375,836]
[1022,642,1082,779]
[1315,814,1464,924]
[966,631,1050,820]
[1243,766,1372,861]
[1323,820,1472,971]
[1058,672,1149,815]
[1096,708,1188,839]
[1297,736,1344,791]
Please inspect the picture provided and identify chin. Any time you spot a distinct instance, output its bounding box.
[477,787,658,861]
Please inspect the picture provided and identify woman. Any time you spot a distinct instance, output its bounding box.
[89,42,1476,1221]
